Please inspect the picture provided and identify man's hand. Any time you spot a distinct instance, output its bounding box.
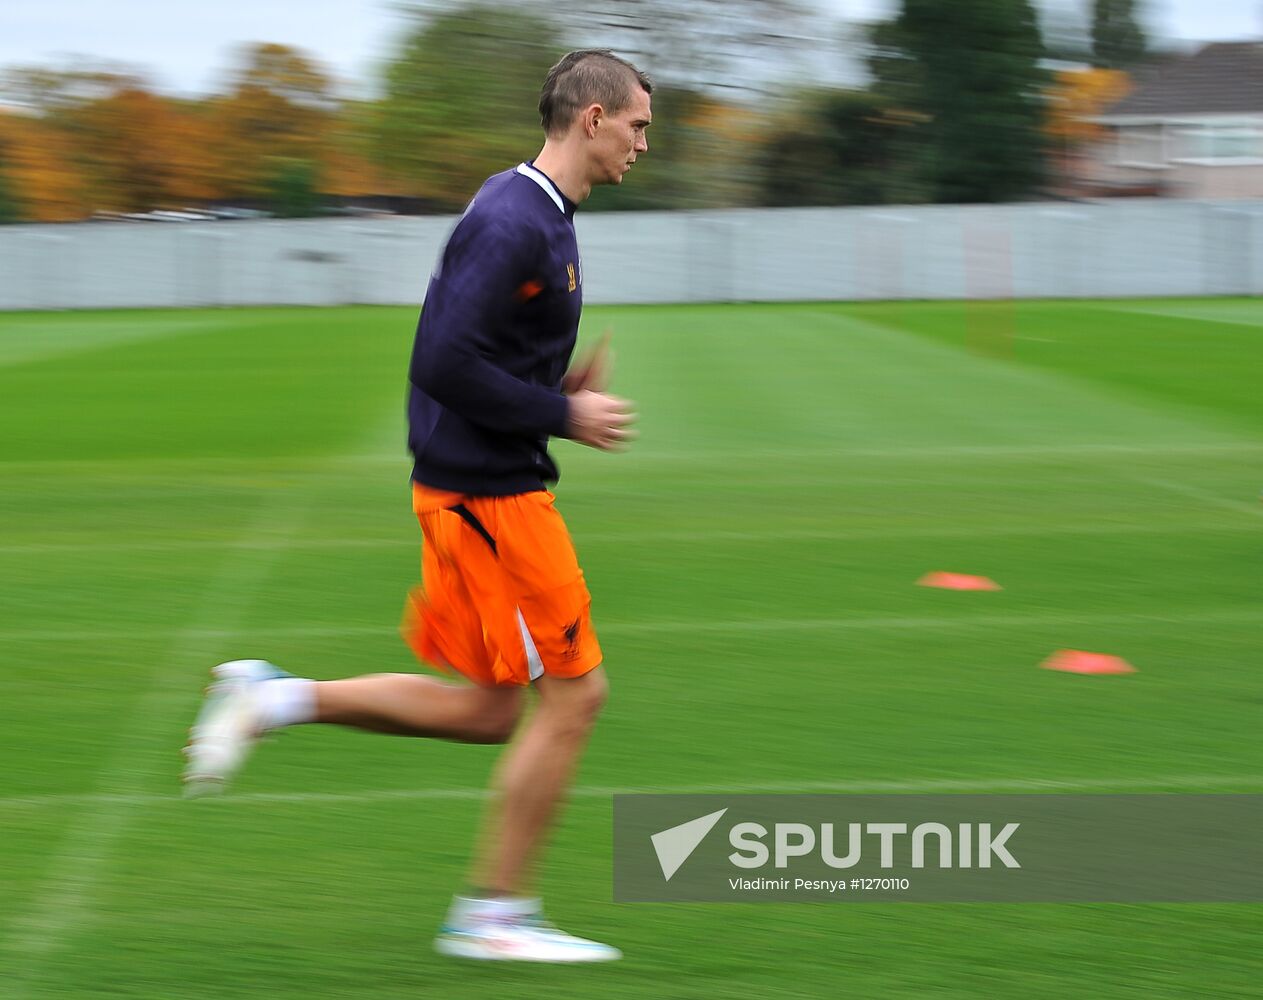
[563,330,613,395]
[565,390,637,451]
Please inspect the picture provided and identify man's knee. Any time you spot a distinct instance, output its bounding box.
[578,667,609,719]
[537,667,608,733]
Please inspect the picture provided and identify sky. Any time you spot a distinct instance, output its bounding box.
[2,0,1261,99]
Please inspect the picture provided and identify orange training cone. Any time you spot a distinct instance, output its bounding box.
[1041,650,1137,675]
[917,572,1002,591]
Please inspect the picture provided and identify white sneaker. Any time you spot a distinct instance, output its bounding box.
[434,896,621,963]
[182,659,284,797]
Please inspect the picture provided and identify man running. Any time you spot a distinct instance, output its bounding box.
[184,49,651,963]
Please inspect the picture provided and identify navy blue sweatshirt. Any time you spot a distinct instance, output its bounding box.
[408,162,582,495]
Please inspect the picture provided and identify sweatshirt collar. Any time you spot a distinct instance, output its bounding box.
[517,161,576,218]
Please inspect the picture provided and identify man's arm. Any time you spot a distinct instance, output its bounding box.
[562,329,612,395]
[562,331,635,449]
[413,215,634,449]
[412,218,569,438]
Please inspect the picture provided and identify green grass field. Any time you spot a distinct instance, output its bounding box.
[1,298,1261,998]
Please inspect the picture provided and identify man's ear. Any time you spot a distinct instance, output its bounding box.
[581,103,604,139]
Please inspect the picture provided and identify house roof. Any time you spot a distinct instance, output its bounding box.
[1104,42,1263,117]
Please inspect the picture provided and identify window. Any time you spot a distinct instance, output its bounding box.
[1170,121,1263,162]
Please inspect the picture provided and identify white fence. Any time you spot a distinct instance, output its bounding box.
[1,199,1261,310]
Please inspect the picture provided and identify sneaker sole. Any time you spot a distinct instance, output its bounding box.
[182,776,226,799]
[434,935,621,963]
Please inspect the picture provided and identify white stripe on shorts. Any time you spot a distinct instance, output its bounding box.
[516,607,545,681]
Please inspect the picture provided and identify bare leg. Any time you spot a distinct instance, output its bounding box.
[470,667,609,894]
[314,674,523,745]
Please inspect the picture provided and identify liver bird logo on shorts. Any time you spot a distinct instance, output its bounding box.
[563,619,581,660]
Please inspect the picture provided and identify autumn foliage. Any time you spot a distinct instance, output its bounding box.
[0,8,1084,222]
[0,44,381,221]
[1044,67,1132,146]
[0,5,789,223]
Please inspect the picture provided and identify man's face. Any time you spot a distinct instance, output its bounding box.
[592,88,652,185]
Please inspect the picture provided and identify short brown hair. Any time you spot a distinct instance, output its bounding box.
[538,49,652,137]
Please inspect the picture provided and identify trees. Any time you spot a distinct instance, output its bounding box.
[1044,67,1131,149]
[0,1,1068,217]
[0,46,339,219]
[65,87,221,212]
[0,61,149,116]
[376,4,562,210]
[376,0,835,211]
[0,158,20,223]
[1092,0,1147,70]
[321,101,397,200]
[583,85,761,211]
[0,64,155,218]
[757,89,926,207]
[870,0,1047,204]
[206,43,334,208]
[0,109,91,222]
[0,116,22,222]
[547,0,816,94]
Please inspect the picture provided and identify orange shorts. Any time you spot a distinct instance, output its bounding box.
[400,482,602,687]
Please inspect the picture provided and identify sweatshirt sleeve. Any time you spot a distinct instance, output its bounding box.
[411,214,570,439]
